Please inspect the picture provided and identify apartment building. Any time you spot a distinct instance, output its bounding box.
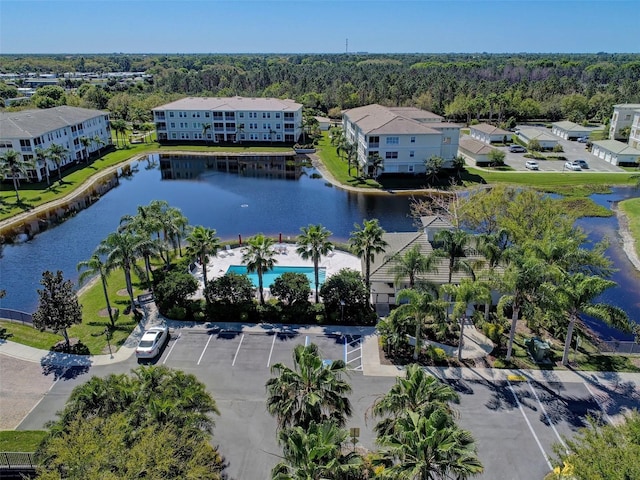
[152,97,303,144]
[0,106,111,182]
[341,104,461,175]
[609,104,640,141]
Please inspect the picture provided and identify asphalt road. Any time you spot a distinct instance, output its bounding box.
[15,329,640,480]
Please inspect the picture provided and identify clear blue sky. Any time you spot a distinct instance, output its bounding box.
[1,0,639,54]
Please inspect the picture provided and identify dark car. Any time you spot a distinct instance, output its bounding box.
[577,137,589,143]
[509,145,527,153]
[574,159,589,169]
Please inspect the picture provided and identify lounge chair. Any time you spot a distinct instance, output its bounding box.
[225,245,235,256]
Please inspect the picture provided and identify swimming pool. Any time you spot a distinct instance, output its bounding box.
[225,265,326,288]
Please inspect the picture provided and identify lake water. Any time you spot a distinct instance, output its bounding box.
[0,154,638,340]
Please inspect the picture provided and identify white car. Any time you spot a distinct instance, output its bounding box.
[525,160,539,170]
[564,161,582,171]
[136,326,169,359]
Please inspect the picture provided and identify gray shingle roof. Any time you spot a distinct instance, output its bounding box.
[343,104,454,135]
[592,140,640,155]
[458,137,494,155]
[0,106,108,138]
[518,128,557,142]
[470,123,511,136]
[152,96,302,112]
[552,121,591,132]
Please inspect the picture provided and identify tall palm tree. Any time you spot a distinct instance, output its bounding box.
[201,123,211,145]
[92,134,106,153]
[266,343,352,430]
[242,233,276,305]
[395,288,444,360]
[337,139,357,176]
[0,150,34,202]
[435,229,473,284]
[376,409,483,480]
[97,231,146,313]
[370,364,460,437]
[77,253,115,326]
[349,219,388,303]
[368,151,384,179]
[477,229,510,319]
[296,224,334,303]
[110,119,128,147]
[47,143,69,182]
[186,225,220,291]
[441,278,491,361]
[272,421,361,480]
[500,249,547,361]
[387,244,440,289]
[34,147,51,186]
[79,136,92,162]
[236,123,245,144]
[551,272,630,366]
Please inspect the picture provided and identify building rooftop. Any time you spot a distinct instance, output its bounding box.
[518,128,557,142]
[343,104,456,135]
[592,139,640,155]
[458,137,495,155]
[552,120,591,132]
[153,96,302,112]
[470,123,511,136]
[0,106,108,139]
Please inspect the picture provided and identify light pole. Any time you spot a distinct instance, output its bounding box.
[104,327,113,358]
[340,300,345,323]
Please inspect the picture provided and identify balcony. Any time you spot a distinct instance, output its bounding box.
[368,143,379,148]
[156,123,167,131]
[21,147,32,152]
[155,113,166,120]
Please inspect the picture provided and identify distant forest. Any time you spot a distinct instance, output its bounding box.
[1,53,639,126]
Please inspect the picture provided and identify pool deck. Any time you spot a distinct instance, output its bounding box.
[190,245,362,298]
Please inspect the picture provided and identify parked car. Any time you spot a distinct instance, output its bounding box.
[525,160,539,170]
[564,161,582,171]
[574,159,589,169]
[136,326,169,359]
[509,145,527,153]
[577,137,588,143]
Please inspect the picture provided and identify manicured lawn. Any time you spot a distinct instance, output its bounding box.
[0,430,47,451]
[620,196,640,260]
[0,320,63,349]
[316,132,380,188]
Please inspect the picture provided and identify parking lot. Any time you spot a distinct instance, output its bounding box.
[493,126,625,172]
[157,328,364,371]
[10,326,639,480]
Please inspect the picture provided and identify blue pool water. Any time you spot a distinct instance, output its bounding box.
[225,265,326,288]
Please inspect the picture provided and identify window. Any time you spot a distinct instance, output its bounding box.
[171,133,177,139]
[205,112,210,118]
[409,151,415,158]
[410,136,416,143]
[275,124,281,129]
[170,123,175,128]
[239,112,244,118]
[385,152,398,159]
[408,165,414,172]
[443,137,451,144]
[275,112,281,118]
[169,112,174,117]
[386,137,399,145]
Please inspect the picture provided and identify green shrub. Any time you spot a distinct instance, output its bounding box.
[552,144,564,153]
[482,322,505,344]
[167,305,187,320]
[426,345,448,364]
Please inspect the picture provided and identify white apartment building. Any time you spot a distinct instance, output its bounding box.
[609,104,640,141]
[0,106,111,182]
[629,111,640,150]
[341,104,461,175]
[152,97,303,144]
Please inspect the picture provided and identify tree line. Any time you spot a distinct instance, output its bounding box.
[2,53,639,126]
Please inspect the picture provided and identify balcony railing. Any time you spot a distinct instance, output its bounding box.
[21,147,32,152]
[368,143,379,148]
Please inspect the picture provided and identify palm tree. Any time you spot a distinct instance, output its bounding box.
[202,123,211,145]
[477,229,510,319]
[97,231,145,313]
[79,136,92,162]
[500,249,547,361]
[242,233,276,305]
[337,139,357,176]
[395,288,443,360]
[551,272,630,366]
[92,134,106,153]
[349,219,388,303]
[235,123,245,144]
[434,229,473,284]
[77,253,115,326]
[368,151,384,179]
[47,143,69,182]
[0,150,35,202]
[387,244,440,289]
[111,119,128,147]
[272,421,361,479]
[186,226,220,291]
[376,409,483,480]
[296,224,334,303]
[266,343,352,430]
[370,364,460,437]
[34,147,51,186]
[441,278,491,361]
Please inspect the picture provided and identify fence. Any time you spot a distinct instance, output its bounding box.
[0,452,36,469]
[0,308,33,324]
[599,340,640,355]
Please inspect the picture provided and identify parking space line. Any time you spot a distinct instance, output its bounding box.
[197,335,213,365]
[267,334,277,367]
[232,333,245,366]
[527,380,567,452]
[507,379,553,470]
[343,336,347,363]
[163,332,180,365]
[583,382,613,425]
